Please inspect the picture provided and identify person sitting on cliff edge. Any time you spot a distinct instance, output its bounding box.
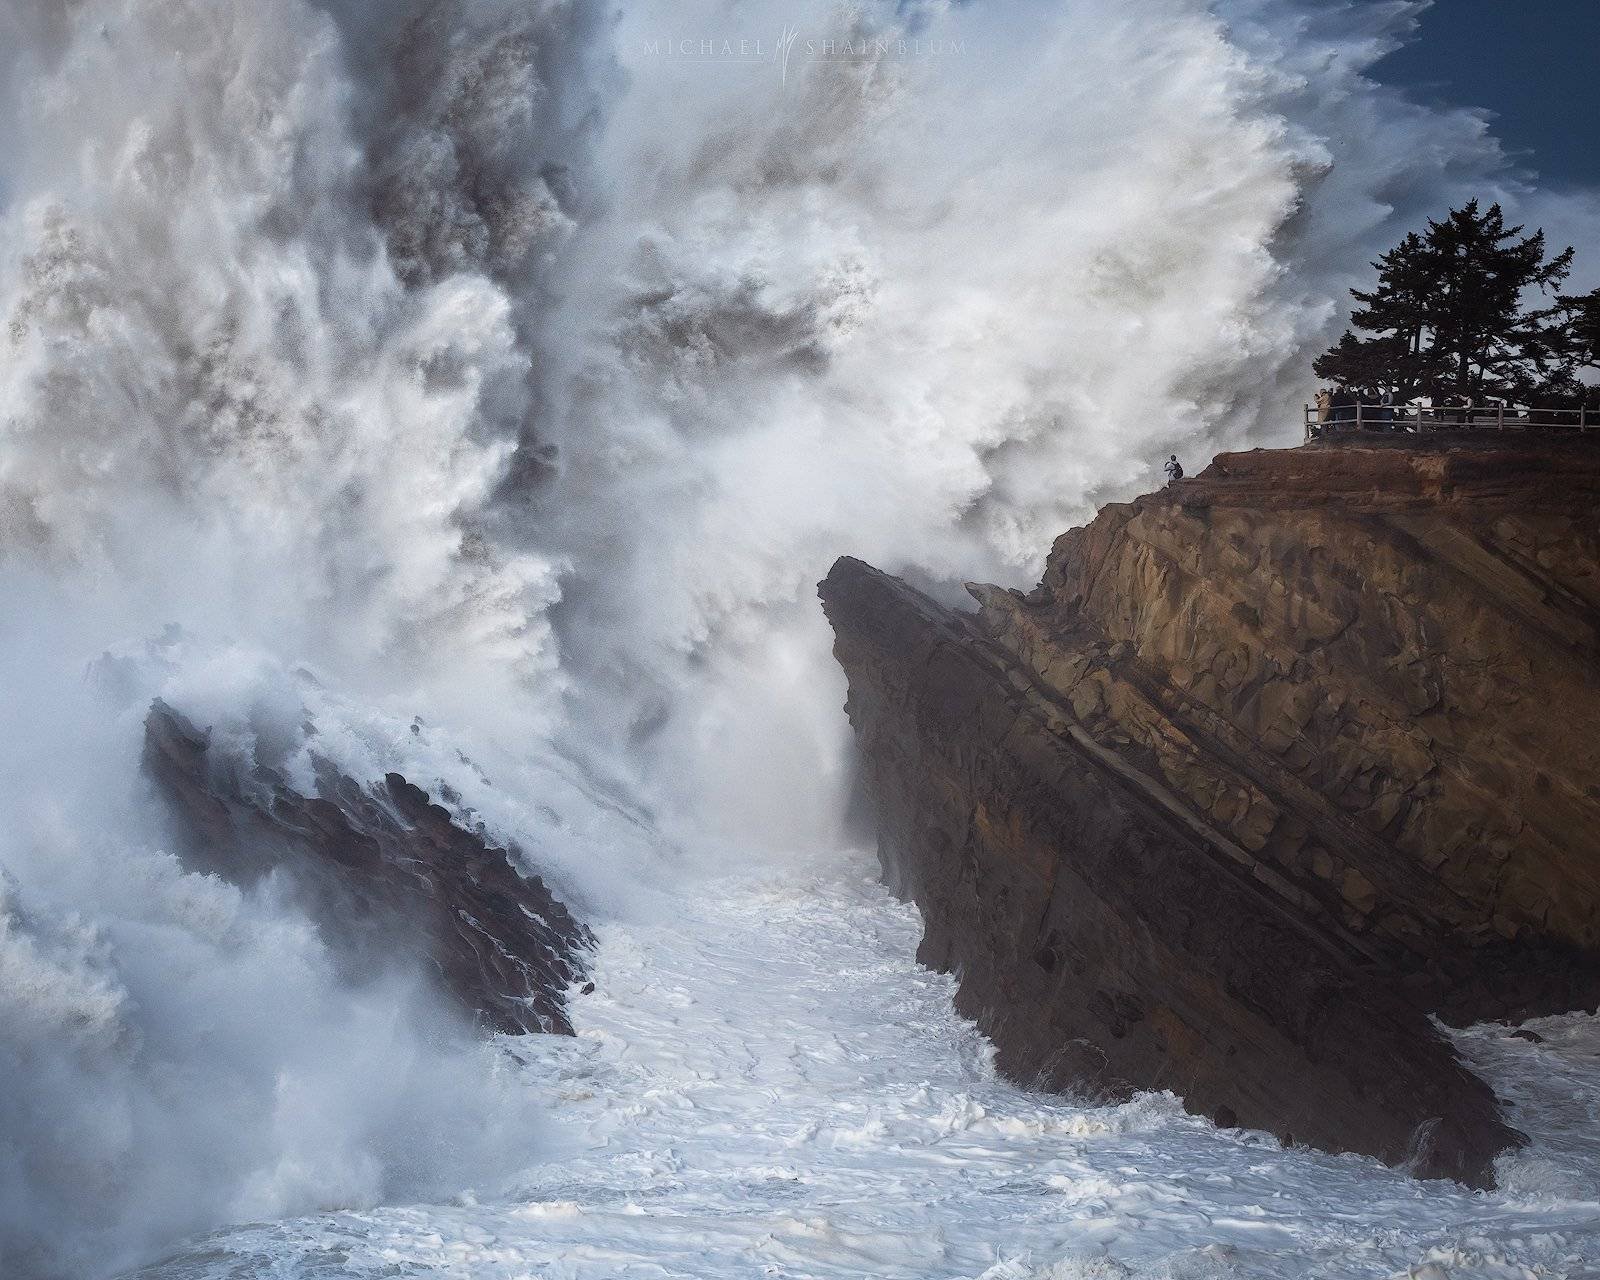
[1164,454,1184,484]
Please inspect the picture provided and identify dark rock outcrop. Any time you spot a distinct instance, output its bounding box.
[144,702,590,1035]
[821,438,1600,1187]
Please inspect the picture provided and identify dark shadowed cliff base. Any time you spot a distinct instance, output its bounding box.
[820,437,1600,1189]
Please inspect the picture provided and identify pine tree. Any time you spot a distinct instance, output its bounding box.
[1314,201,1574,403]
[1545,286,1600,415]
[1556,286,1600,373]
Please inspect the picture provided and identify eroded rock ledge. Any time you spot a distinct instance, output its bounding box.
[820,438,1600,1188]
[144,702,590,1035]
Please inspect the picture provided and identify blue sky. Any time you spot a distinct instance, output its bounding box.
[1369,0,1600,190]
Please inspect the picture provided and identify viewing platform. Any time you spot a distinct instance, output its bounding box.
[1304,401,1595,442]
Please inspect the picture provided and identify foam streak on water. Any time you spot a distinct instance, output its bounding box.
[131,857,1600,1280]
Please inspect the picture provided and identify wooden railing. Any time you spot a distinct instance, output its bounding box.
[1304,402,1594,442]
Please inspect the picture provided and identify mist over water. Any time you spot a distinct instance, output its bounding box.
[1,1,1596,1276]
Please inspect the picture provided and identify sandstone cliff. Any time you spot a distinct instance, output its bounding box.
[145,702,591,1035]
[820,437,1600,1188]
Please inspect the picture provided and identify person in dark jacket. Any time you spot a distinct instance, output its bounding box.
[1163,454,1184,484]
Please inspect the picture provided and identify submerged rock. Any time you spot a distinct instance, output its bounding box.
[144,702,591,1035]
[820,437,1600,1187]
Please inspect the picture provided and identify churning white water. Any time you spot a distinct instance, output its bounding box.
[121,865,1600,1279]
[0,0,1597,1276]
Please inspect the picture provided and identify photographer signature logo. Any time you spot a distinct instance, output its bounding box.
[641,27,963,87]
[776,26,799,86]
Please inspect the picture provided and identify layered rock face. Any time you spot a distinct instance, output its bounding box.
[821,437,1600,1188]
[145,702,591,1035]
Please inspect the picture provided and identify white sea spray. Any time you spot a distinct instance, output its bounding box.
[0,1,1597,1276]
